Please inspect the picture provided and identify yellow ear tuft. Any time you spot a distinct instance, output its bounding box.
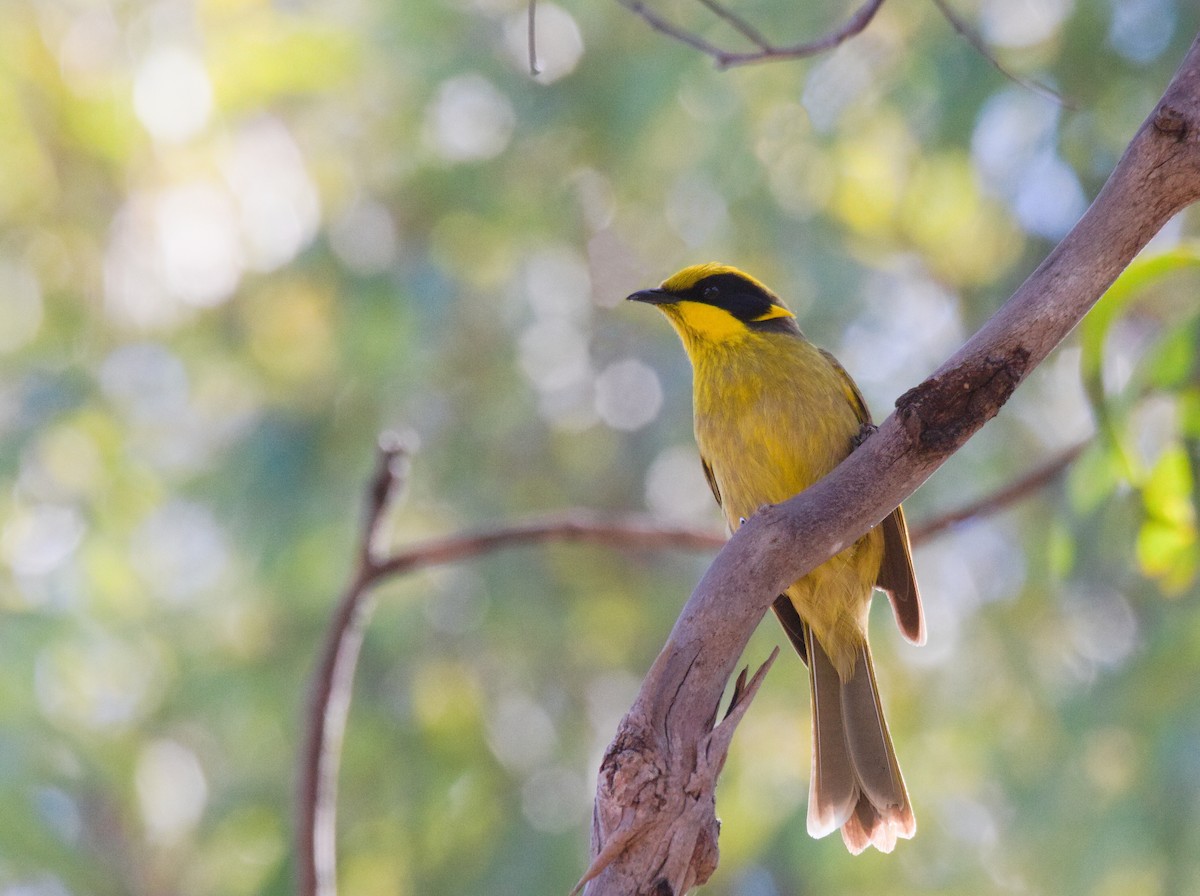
[751,304,795,322]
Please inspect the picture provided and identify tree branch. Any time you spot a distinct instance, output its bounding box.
[295,471,727,896]
[296,431,416,896]
[614,0,1072,105]
[582,31,1200,895]
[612,0,886,69]
[907,440,1087,543]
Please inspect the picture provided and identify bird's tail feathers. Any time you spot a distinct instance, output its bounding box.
[805,626,915,854]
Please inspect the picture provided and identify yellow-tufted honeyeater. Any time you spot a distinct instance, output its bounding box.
[628,263,925,854]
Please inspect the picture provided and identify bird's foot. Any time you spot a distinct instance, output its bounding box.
[852,422,877,449]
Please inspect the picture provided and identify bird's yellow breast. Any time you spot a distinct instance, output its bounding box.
[689,331,884,672]
[692,334,858,519]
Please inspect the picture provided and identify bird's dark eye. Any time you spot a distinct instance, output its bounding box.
[703,285,719,299]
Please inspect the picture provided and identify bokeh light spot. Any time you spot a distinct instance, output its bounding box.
[99,342,189,424]
[666,176,728,249]
[1108,0,1175,64]
[329,197,400,275]
[136,739,208,843]
[520,765,588,833]
[220,118,321,272]
[980,0,1072,48]
[133,46,213,144]
[35,634,166,730]
[156,181,244,307]
[505,3,584,83]
[486,692,557,773]
[594,359,662,431]
[424,74,515,162]
[1,504,85,578]
[129,500,229,604]
[645,444,718,525]
[523,246,592,320]
[519,318,591,392]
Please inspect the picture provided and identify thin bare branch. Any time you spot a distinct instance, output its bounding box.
[611,0,732,59]
[360,430,414,566]
[613,0,886,69]
[297,432,415,896]
[372,511,724,579]
[693,0,773,52]
[617,0,1072,106]
[908,440,1088,543]
[297,501,724,896]
[930,0,1071,107]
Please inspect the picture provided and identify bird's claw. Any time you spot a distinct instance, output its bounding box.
[852,422,878,449]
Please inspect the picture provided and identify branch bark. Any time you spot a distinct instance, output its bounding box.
[582,32,1200,895]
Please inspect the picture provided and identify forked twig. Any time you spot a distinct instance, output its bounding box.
[297,432,415,896]
[615,0,1072,104]
[613,0,886,69]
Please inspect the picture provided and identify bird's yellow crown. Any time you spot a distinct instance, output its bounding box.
[660,263,774,296]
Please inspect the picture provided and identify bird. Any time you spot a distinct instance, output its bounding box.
[627,262,925,854]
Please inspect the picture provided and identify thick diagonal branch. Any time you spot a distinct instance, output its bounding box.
[582,31,1200,895]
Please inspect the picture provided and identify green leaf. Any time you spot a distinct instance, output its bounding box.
[1136,517,1197,594]
[1136,444,1198,593]
[1142,443,1195,529]
[1079,245,1200,483]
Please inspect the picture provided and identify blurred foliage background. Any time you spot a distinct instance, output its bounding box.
[2,0,1200,893]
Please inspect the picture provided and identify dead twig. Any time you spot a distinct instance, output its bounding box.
[929,0,1071,107]
[296,431,415,896]
[295,452,725,896]
[612,0,887,69]
[615,0,1074,104]
[908,440,1088,543]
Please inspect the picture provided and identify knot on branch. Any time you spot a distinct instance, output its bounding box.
[1154,102,1188,138]
[579,651,777,894]
[582,721,722,895]
[598,730,668,815]
[895,348,1030,455]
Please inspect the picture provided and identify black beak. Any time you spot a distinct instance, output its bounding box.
[626,287,673,305]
